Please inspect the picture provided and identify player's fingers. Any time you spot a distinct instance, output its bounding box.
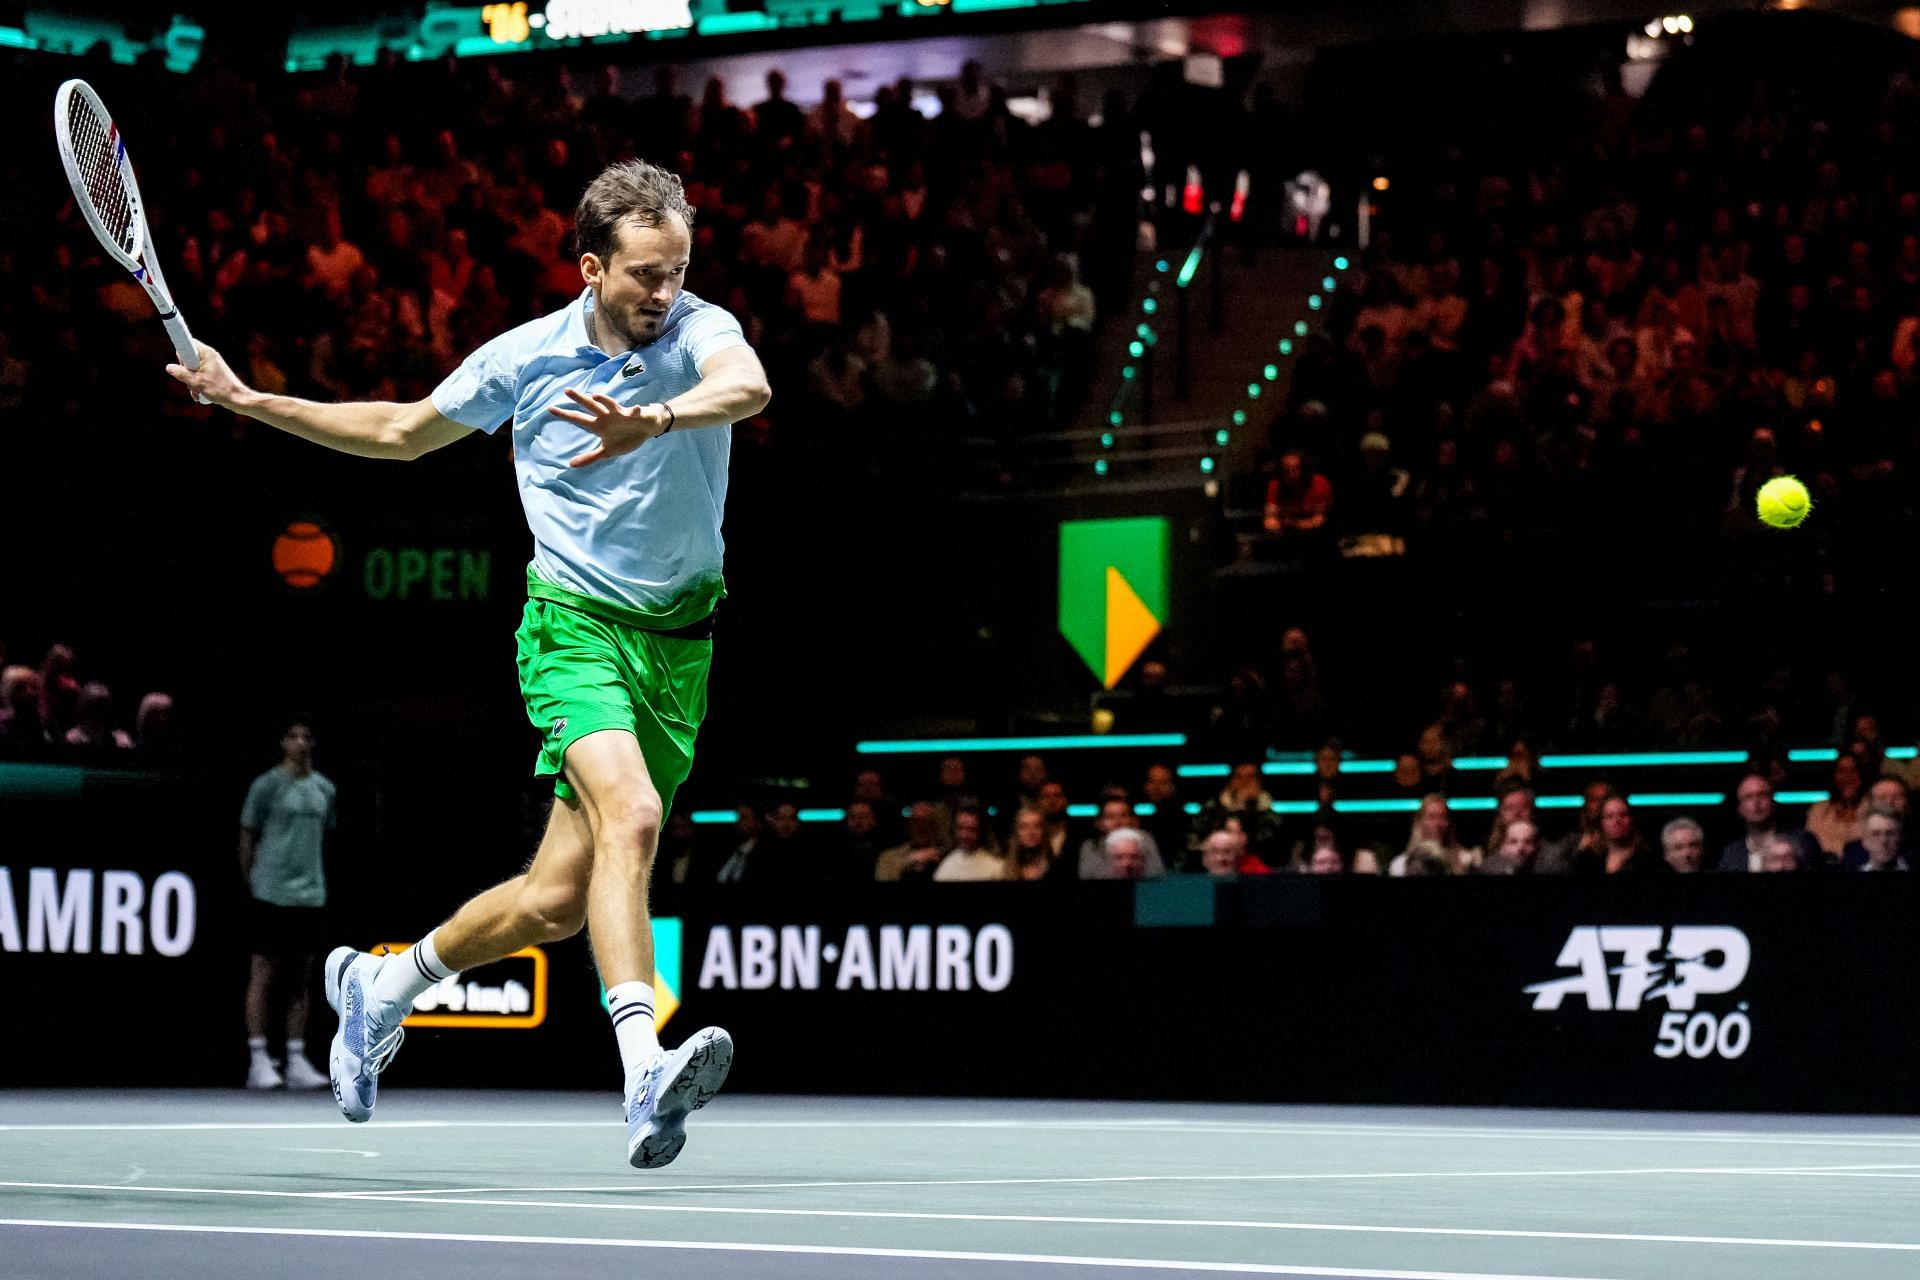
[590,393,621,414]
[547,405,601,430]
[563,387,597,407]
[568,446,607,468]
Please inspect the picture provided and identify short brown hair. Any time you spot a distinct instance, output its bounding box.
[574,160,696,264]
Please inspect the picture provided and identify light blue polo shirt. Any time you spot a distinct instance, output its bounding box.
[431,287,749,623]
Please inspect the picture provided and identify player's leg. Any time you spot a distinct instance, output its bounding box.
[565,725,732,1169]
[323,796,594,1121]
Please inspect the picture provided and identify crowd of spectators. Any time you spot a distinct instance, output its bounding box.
[662,735,1915,891]
[0,639,176,758]
[0,49,1147,457]
[1240,37,1920,618]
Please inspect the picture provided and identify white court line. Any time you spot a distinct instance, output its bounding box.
[0,1217,1630,1279]
[10,1163,1920,1204]
[8,1118,1920,1147]
[11,1205,1920,1258]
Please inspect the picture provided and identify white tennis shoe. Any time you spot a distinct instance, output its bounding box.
[324,947,408,1123]
[282,1051,331,1091]
[625,1027,734,1169]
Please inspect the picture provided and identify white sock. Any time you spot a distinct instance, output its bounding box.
[371,929,457,1009]
[607,981,660,1076]
[248,1035,271,1063]
[286,1039,306,1059]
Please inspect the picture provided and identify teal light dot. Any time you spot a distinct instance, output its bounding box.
[1095,458,1109,476]
[1123,366,1136,380]
[1294,320,1309,336]
[1215,429,1230,446]
[1322,276,1336,291]
[1308,295,1323,310]
[1232,410,1247,426]
[1200,456,1216,474]
[1247,383,1262,399]
[1279,339,1294,355]
[1128,341,1145,357]
[1142,298,1158,314]
[1156,259,1170,273]
[1334,256,1349,270]
[1101,432,1115,448]
[1136,323,1152,339]
[1264,363,1279,380]
[1108,411,1123,427]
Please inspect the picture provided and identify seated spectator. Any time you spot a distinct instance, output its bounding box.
[1140,763,1190,867]
[1006,807,1068,881]
[933,809,1008,882]
[1076,797,1164,879]
[0,666,46,747]
[1479,819,1540,874]
[1097,829,1157,881]
[714,805,763,884]
[1538,781,1613,873]
[1390,794,1477,875]
[1197,828,1247,877]
[1588,795,1660,874]
[1035,779,1073,859]
[1718,773,1819,872]
[64,682,132,750]
[1194,763,1284,862]
[1841,806,1910,872]
[1350,848,1383,875]
[1263,450,1333,536]
[1760,835,1804,873]
[1659,817,1706,874]
[39,644,79,737]
[136,691,178,756]
[837,802,887,881]
[875,802,944,882]
[1804,754,1867,860]
[1303,843,1345,874]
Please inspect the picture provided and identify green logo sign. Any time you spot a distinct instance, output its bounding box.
[1058,518,1168,689]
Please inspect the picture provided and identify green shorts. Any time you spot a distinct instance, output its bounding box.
[513,576,714,808]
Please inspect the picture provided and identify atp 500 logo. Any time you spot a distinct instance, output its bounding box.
[1524,926,1753,1061]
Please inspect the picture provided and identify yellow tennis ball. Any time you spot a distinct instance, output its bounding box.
[1756,475,1812,529]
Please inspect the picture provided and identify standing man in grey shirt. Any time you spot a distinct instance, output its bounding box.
[240,720,336,1090]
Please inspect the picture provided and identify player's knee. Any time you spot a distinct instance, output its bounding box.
[521,880,588,941]
[592,793,664,860]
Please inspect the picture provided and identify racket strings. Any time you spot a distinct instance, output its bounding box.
[65,95,136,254]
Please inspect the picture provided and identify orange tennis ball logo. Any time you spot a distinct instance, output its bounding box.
[273,521,338,589]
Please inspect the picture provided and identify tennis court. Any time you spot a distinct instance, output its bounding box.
[5,1091,1918,1279]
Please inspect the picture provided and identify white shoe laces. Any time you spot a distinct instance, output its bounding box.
[364,1019,405,1075]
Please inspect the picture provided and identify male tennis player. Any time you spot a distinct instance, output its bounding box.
[168,160,768,1169]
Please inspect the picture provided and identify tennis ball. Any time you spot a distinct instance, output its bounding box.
[1756,476,1812,529]
[273,520,338,588]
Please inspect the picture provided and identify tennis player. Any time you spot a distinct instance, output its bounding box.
[168,160,768,1169]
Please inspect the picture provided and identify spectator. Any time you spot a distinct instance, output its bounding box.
[1479,819,1540,874]
[1718,773,1818,872]
[1841,806,1910,872]
[928,756,978,849]
[1139,763,1190,867]
[1006,806,1067,880]
[1263,450,1333,536]
[1760,835,1804,873]
[1099,828,1157,881]
[0,666,47,748]
[714,805,764,884]
[933,808,1008,881]
[63,681,131,750]
[1196,762,1281,858]
[1390,794,1476,875]
[1805,754,1868,860]
[135,691,178,756]
[1035,779,1072,859]
[1539,781,1613,873]
[838,802,887,881]
[875,802,944,882]
[38,644,79,737]
[1586,795,1659,874]
[238,720,334,1092]
[1197,827,1263,877]
[1304,844,1346,874]
[1659,817,1706,874]
[1011,753,1049,811]
[1076,797,1164,879]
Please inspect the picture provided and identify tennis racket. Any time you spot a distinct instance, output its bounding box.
[53,78,206,399]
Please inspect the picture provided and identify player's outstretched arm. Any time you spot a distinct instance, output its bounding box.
[552,346,772,468]
[167,340,473,461]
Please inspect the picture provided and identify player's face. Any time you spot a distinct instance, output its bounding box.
[588,214,692,350]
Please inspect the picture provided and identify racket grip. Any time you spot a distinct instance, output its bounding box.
[161,311,210,405]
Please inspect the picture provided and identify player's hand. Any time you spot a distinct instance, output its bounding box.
[166,340,250,409]
[549,388,670,467]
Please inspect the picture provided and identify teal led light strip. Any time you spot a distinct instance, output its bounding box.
[857,734,1186,755]
[1537,751,1751,769]
[1183,748,1776,776]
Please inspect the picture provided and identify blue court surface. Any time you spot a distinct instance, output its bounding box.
[4,1092,1919,1279]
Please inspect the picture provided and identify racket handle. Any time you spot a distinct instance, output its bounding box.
[161,311,209,405]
